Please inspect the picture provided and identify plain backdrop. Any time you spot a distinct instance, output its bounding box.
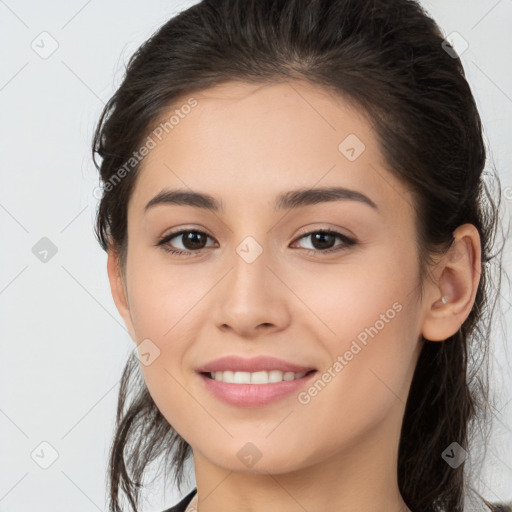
[1,1,511,511]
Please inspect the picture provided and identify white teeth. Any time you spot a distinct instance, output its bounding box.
[210,370,308,384]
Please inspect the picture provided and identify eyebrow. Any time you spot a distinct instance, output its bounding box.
[144,186,379,213]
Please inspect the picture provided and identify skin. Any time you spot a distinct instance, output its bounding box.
[106,80,481,512]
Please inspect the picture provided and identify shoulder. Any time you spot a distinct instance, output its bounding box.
[161,488,197,512]
[483,500,512,512]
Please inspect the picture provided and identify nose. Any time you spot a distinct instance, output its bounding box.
[211,243,292,338]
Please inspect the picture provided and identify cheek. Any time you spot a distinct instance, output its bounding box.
[124,251,217,438]
[130,295,198,443]
[292,296,419,459]
[125,244,204,341]
[296,243,420,411]
[295,238,418,343]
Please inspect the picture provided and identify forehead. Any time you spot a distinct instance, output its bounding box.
[128,80,414,219]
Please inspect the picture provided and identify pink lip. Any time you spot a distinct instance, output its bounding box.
[196,355,316,373]
[198,371,317,407]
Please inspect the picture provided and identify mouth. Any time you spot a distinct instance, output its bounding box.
[198,369,318,407]
[201,369,317,384]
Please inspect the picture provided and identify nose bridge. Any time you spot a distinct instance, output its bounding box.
[227,234,271,300]
[224,212,272,282]
[211,231,290,334]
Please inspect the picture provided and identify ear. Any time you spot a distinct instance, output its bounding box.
[421,224,482,342]
[106,247,137,342]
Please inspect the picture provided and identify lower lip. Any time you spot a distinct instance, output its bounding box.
[198,371,317,407]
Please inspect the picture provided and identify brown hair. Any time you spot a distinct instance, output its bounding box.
[92,0,510,510]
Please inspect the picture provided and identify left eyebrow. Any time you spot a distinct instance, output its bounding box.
[143,186,379,214]
[275,186,379,212]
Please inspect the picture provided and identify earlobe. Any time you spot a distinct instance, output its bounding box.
[421,224,482,342]
[106,248,136,341]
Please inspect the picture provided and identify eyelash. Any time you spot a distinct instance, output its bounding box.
[156,228,356,257]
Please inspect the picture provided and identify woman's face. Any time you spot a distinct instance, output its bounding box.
[110,80,428,474]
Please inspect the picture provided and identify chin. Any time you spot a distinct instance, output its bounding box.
[197,438,316,475]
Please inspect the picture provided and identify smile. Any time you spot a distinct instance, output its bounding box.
[199,370,318,407]
[207,369,314,384]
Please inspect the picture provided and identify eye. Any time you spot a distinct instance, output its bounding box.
[156,229,217,256]
[292,229,356,255]
[156,228,356,257]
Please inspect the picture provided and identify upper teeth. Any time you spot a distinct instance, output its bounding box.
[210,370,307,384]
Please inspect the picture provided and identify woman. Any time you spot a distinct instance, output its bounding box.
[92,0,511,510]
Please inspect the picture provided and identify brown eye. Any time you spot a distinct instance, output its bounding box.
[293,229,356,255]
[157,229,216,255]
[178,231,209,250]
[309,232,337,250]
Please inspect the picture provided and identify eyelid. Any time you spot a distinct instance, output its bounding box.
[156,224,215,242]
[293,223,355,240]
[156,227,217,249]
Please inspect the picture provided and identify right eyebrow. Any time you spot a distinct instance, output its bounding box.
[144,189,222,213]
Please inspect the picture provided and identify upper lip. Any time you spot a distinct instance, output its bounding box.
[196,355,316,374]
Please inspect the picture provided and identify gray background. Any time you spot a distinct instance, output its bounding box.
[1,1,511,511]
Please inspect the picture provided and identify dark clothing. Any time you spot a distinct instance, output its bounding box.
[162,488,197,512]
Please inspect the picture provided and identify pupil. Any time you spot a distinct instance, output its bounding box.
[312,232,334,250]
[184,232,206,249]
